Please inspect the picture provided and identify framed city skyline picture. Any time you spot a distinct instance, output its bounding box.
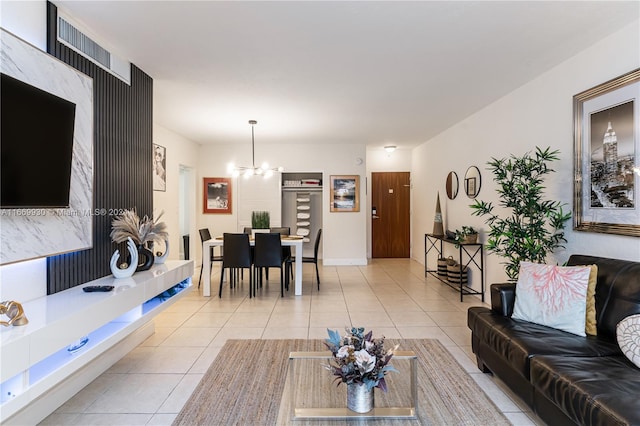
[573,68,640,237]
[330,175,360,212]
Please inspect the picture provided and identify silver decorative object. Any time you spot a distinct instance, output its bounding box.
[347,383,374,413]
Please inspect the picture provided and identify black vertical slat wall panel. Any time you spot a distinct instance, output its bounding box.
[45,2,153,294]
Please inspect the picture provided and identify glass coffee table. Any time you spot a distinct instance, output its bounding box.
[285,351,418,420]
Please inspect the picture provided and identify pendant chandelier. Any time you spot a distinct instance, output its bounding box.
[228,120,283,178]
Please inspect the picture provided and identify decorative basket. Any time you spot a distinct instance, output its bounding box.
[462,233,478,244]
[447,263,468,284]
[437,256,456,276]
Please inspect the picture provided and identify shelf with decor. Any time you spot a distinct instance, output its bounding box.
[424,234,484,302]
[0,260,193,424]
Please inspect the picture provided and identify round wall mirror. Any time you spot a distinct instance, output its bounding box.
[445,171,459,200]
[464,166,481,198]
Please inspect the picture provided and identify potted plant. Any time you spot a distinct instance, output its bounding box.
[470,147,571,281]
[251,211,270,231]
[453,226,478,246]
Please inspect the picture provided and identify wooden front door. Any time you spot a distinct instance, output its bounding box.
[372,172,410,258]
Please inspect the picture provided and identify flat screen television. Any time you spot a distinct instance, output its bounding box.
[1,73,76,209]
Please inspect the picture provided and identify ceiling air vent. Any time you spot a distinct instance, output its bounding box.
[57,15,131,85]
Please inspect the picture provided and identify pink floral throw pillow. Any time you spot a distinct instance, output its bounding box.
[512,262,592,337]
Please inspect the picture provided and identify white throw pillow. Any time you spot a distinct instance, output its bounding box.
[617,314,640,369]
[512,262,592,337]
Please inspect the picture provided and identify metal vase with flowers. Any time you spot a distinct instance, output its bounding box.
[325,327,398,413]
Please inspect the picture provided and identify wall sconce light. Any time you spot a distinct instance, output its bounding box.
[384,145,397,153]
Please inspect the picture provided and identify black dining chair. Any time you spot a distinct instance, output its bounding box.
[270,227,292,265]
[253,232,286,297]
[286,228,322,291]
[198,228,223,289]
[219,233,253,298]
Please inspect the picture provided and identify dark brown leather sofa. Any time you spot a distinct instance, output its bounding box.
[468,255,640,425]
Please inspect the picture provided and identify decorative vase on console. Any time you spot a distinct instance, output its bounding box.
[110,209,168,273]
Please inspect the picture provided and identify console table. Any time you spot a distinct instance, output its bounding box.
[0,260,193,424]
[424,234,484,302]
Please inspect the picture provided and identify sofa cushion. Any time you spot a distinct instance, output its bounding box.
[617,314,640,368]
[468,307,621,380]
[567,255,640,341]
[512,262,592,336]
[531,355,640,425]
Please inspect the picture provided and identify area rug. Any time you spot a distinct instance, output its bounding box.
[173,339,511,425]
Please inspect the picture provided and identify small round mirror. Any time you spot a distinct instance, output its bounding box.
[464,166,481,198]
[446,171,459,200]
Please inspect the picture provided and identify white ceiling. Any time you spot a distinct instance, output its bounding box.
[53,1,639,149]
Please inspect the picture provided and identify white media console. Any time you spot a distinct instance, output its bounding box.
[0,260,193,424]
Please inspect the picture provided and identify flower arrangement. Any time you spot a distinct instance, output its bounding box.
[110,209,168,246]
[325,327,398,391]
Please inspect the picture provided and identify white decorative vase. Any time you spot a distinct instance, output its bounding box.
[154,238,170,264]
[110,237,138,279]
[346,383,374,413]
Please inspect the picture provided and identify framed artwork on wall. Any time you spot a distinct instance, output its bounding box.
[573,68,640,237]
[153,143,166,192]
[330,175,360,212]
[203,177,232,214]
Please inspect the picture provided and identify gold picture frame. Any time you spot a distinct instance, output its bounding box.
[573,68,640,237]
[330,175,360,212]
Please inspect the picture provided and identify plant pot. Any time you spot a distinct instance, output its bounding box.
[462,233,478,244]
[346,383,374,413]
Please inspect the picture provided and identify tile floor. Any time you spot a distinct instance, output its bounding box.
[41,259,544,425]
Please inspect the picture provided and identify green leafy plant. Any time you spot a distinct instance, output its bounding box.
[470,147,571,281]
[453,226,478,246]
[251,211,270,229]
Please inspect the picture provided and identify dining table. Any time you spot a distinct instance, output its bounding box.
[201,235,305,297]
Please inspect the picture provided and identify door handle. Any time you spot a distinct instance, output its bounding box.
[372,215,380,219]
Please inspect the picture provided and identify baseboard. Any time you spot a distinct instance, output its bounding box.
[322,258,368,266]
[3,321,155,426]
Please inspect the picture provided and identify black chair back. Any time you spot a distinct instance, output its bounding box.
[253,233,283,268]
[199,228,212,242]
[313,228,322,260]
[222,233,252,268]
[269,227,290,235]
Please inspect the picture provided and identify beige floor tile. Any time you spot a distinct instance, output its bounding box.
[309,311,352,328]
[152,311,193,328]
[146,413,178,425]
[209,327,265,346]
[262,327,309,339]
[267,312,310,328]
[396,326,456,346]
[427,310,470,326]
[388,310,436,327]
[226,311,272,327]
[85,374,183,413]
[157,373,203,413]
[441,325,473,346]
[129,346,204,374]
[348,310,394,328]
[188,346,222,374]
[182,311,232,327]
[140,327,175,347]
[160,327,220,347]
